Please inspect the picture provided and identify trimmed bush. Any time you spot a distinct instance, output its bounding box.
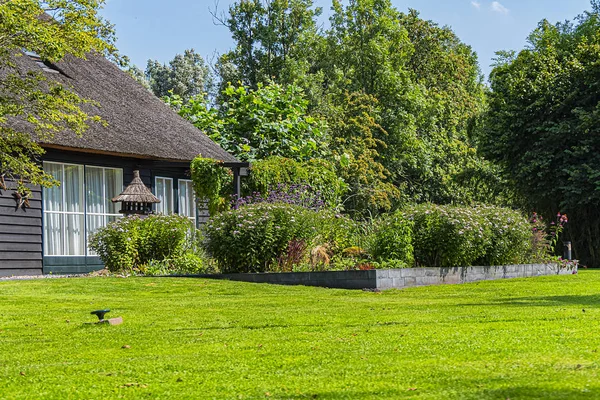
[89,214,198,273]
[368,211,414,265]
[404,204,491,268]
[204,203,315,273]
[475,205,532,266]
[403,204,532,268]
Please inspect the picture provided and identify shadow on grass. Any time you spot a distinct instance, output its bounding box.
[477,385,600,399]
[464,294,600,307]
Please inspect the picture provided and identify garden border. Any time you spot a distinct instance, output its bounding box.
[190,263,576,290]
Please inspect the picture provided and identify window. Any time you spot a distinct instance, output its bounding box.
[154,177,173,214]
[178,179,196,223]
[42,162,123,256]
[43,162,85,256]
[86,166,123,251]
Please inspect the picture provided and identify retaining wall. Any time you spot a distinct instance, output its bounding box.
[202,264,575,290]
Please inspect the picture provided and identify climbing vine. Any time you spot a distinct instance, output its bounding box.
[190,156,231,215]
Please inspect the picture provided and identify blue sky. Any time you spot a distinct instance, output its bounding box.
[101,0,592,80]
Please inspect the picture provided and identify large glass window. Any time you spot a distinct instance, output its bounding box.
[178,179,196,223]
[155,177,173,214]
[43,162,85,256]
[43,162,123,256]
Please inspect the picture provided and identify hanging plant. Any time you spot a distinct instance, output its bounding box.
[190,156,231,215]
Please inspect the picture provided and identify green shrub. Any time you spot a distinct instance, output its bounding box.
[404,204,492,268]
[368,211,414,265]
[141,252,216,276]
[203,203,316,273]
[88,216,140,272]
[244,157,347,209]
[89,214,196,272]
[474,205,532,266]
[309,211,359,254]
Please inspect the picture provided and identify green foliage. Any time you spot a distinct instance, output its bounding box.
[476,205,533,266]
[245,157,346,209]
[89,214,196,272]
[145,49,212,102]
[142,252,216,276]
[482,7,600,266]
[323,92,402,216]
[216,0,323,90]
[190,156,232,215]
[368,211,414,265]
[405,203,491,268]
[216,0,506,208]
[203,203,315,272]
[0,0,118,196]
[88,216,140,272]
[403,204,532,268]
[169,82,327,162]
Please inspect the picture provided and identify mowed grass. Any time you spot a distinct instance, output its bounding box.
[1,271,600,399]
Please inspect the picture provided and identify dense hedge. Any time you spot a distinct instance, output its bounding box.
[402,204,531,267]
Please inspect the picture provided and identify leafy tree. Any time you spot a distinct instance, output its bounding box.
[214,0,323,90]
[481,3,600,266]
[166,82,327,162]
[323,2,490,205]
[145,49,211,102]
[0,0,117,196]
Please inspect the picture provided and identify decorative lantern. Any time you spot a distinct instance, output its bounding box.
[111,170,160,216]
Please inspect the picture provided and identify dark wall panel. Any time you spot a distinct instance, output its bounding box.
[0,184,43,275]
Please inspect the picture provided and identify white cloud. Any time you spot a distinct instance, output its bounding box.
[491,1,509,15]
[471,1,481,9]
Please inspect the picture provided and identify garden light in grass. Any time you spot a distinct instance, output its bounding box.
[90,309,123,326]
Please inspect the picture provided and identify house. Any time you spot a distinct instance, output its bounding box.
[0,51,246,277]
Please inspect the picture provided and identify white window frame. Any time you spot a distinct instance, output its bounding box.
[42,162,123,257]
[178,179,197,224]
[154,176,174,214]
[43,162,85,256]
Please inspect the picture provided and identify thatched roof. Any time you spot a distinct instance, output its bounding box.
[5,51,239,163]
[112,170,160,203]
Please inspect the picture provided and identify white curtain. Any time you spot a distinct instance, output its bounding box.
[64,165,84,255]
[106,169,123,215]
[178,180,196,219]
[155,177,173,214]
[44,213,62,256]
[86,167,104,215]
[43,163,62,212]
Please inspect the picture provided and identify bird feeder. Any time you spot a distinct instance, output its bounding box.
[111,170,160,216]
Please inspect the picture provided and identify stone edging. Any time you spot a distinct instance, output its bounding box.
[190,263,575,290]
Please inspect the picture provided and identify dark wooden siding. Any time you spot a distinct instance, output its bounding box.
[0,184,43,276]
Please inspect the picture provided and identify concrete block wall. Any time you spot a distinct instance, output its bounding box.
[200,264,575,290]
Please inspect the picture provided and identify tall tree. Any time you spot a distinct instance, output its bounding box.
[215,0,323,90]
[145,49,211,102]
[481,2,600,266]
[0,0,117,195]
[324,1,489,205]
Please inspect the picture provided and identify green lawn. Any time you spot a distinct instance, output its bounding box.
[1,271,599,399]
